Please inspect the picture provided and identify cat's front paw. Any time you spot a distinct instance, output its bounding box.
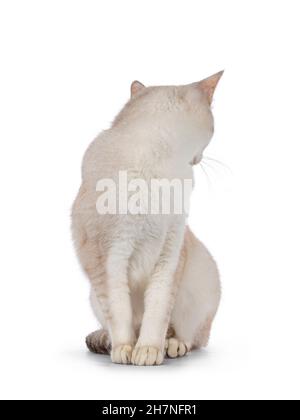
[131,346,164,366]
[111,345,133,364]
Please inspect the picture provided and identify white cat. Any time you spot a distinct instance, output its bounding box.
[72,72,223,365]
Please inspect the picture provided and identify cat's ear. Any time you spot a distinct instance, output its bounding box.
[198,71,224,104]
[130,81,145,97]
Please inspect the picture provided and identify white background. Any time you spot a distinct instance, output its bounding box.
[0,0,299,400]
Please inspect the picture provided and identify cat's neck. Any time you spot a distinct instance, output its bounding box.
[111,118,197,169]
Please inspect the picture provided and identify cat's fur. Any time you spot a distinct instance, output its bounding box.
[72,72,223,365]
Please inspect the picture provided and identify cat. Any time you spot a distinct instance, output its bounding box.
[71,72,223,365]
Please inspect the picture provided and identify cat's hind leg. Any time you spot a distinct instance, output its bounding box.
[169,228,221,355]
[165,336,188,358]
[164,325,188,358]
[86,290,111,354]
[164,319,213,358]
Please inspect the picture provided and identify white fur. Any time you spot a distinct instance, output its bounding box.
[72,74,222,365]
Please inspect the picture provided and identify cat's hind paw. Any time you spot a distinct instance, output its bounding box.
[165,338,189,358]
[111,345,133,364]
[131,346,164,366]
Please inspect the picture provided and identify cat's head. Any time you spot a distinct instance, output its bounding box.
[115,72,223,165]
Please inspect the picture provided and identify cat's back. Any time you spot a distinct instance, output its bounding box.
[82,129,135,182]
[81,125,175,184]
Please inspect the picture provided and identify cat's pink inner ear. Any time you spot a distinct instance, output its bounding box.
[130,81,145,97]
[198,71,224,104]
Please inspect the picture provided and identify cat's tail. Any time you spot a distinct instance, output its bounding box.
[86,329,111,354]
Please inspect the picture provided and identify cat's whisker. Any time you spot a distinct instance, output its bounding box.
[203,155,232,173]
[199,161,212,189]
[201,159,219,177]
